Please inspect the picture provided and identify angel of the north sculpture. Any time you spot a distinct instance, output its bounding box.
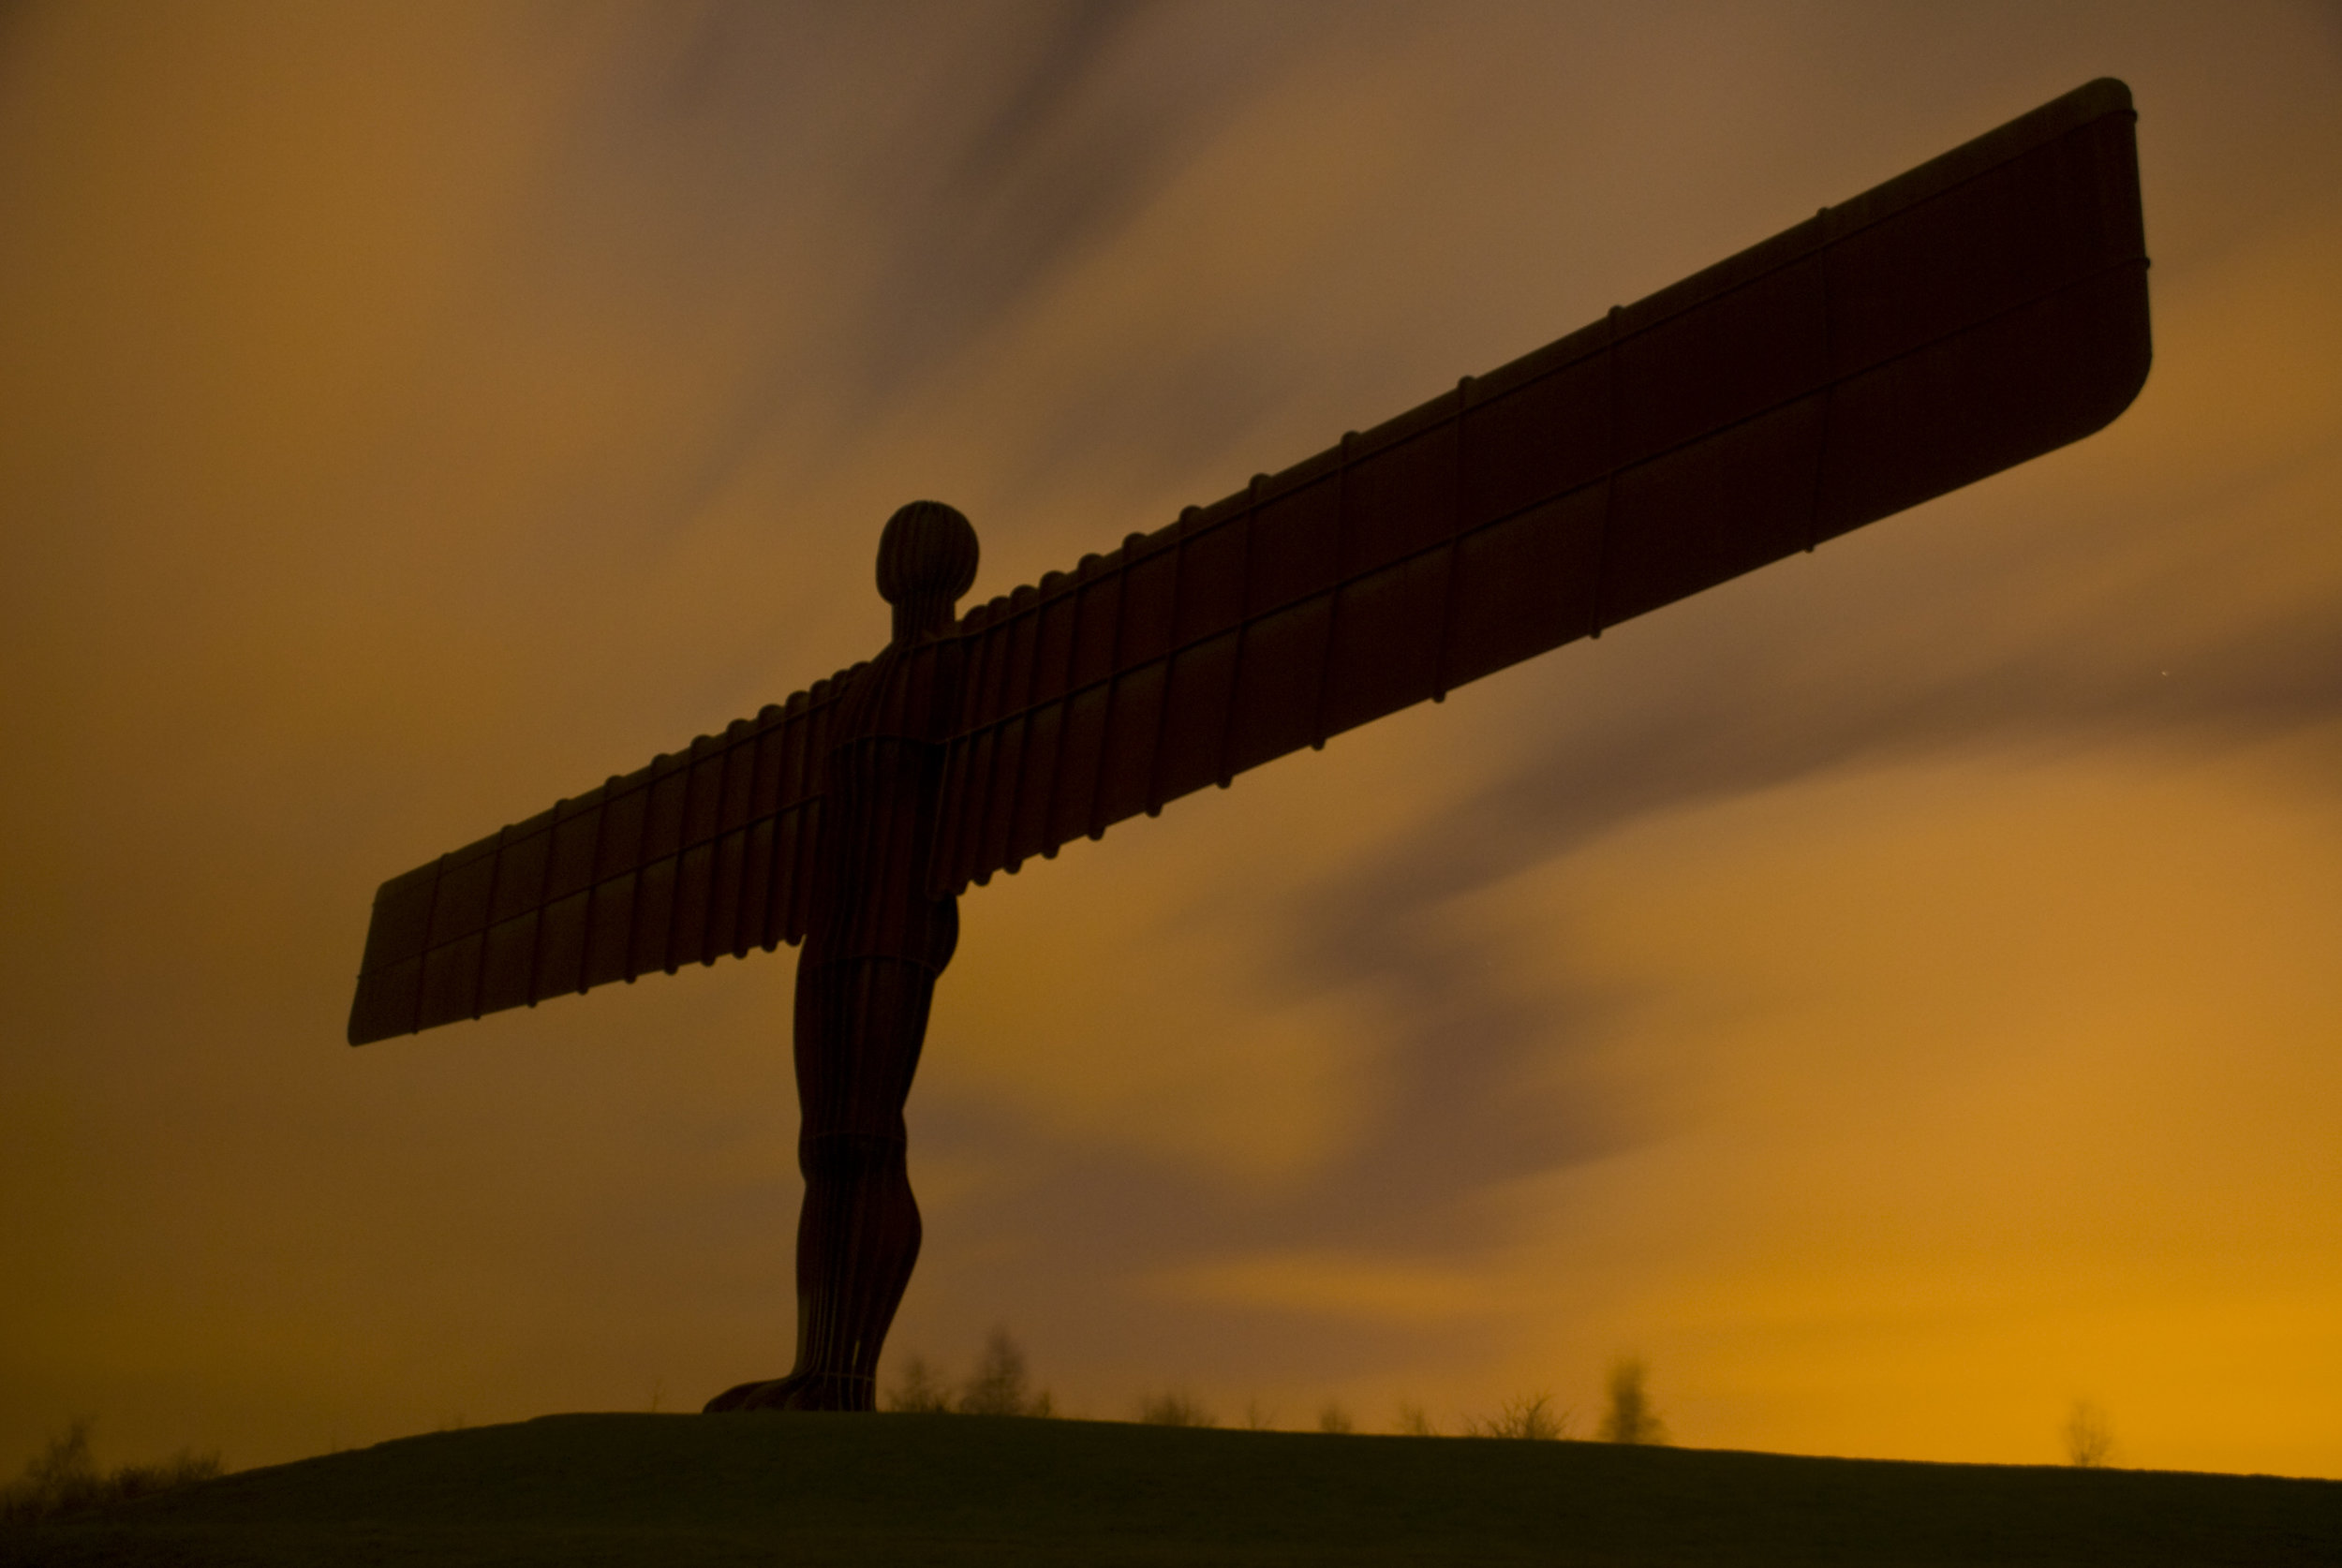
[349,81,2149,1412]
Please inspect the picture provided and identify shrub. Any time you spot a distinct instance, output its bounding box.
[1315,1401,1355,1435]
[886,1329,1054,1416]
[958,1327,1053,1417]
[956,1329,1027,1415]
[1595,1357,1669,1445]
[2064,1400,2115,1468]
[0,1418,223,1526]
[1394,1401,1440,1437]
[1136,1391,1215,1427]
[885,1354,956,1413]
[1464,1393,1569,1441]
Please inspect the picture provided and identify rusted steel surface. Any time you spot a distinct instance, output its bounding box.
[348,673,854,1045]
[707,498,976,1413]
[354,81,2147,1044]
[354,81,2146,1045]
[926,78,2148,894]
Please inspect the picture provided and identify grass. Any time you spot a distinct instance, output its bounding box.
[4,1411,2337,1567]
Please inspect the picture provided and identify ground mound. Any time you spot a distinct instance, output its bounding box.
[7,1412,2336,1566]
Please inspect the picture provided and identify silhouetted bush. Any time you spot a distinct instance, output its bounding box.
[0,1418,223,1526]
[1465,1393,1570,1441]
[1136,1392,1215,1427]
[884,1354,956,1413]
[958,1327,1053,1417]
[1595,1358,1669,1444]
[885,1330,1054,1416]
[1315,1401,1355,1434]
[1394,1400,1440,1436]
[2064,1400,2115,1467]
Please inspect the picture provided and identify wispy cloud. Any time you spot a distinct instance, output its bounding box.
[2,0,2337,1477]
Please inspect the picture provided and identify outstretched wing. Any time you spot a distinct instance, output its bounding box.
[348,666,862,1044]
[927,78,2149,894]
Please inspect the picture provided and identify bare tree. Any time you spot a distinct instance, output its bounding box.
[1,1418,221,1526]
[1465,1393,1570,1441]
[1136,1391,1216,1427]
[1316,1401,1355,1434]
[1595,1358,1670,1445]
[959,1327,1052,1416]
[1394,1401,1440,1437]
[884,1353,954,1413]
[2064,1399,2115,1468]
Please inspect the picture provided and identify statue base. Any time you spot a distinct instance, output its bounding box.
[702,1372,874,1413]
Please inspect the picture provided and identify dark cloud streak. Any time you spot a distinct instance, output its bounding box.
[803,0,1320,414]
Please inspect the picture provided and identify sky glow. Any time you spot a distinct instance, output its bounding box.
[3,0,2338,1476]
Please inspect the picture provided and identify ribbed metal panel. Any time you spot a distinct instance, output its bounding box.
[928,79,2148,896]
[348,672,854,1044]
[350,80,2149,1037]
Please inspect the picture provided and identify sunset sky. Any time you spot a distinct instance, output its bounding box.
[4,2,2338,1479]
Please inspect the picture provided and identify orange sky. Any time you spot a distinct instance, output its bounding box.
[3,1,2338,1478]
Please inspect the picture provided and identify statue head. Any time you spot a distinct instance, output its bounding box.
[876,499,980,643]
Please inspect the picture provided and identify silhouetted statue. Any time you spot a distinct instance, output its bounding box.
[348,81,2152,1412]
[708,503,977,1412]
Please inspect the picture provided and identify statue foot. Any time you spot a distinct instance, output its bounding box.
[702,1372,871,1413]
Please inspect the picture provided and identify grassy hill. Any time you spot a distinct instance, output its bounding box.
[6,1412,2337,1566]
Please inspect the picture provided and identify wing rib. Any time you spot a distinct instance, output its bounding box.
[929,79,2148,895]
[348,668,858,1044]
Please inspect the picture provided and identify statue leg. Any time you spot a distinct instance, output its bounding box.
[705,952,936,1413]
